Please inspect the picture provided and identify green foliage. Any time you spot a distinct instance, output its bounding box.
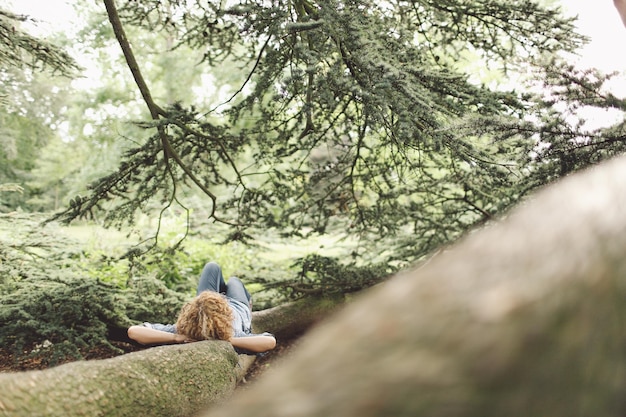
[0,103,55,211]
[0,275,130,366]
[0,268,191,367]
[0,214,81,287]
[125,235,256,293]
[0,214,118,365]
[0,214,187,366]
[0,212,288,366]
[50,0,624,277]
[79,251,133,288]
[0,8,79,75]
[523,61,626,187]
[122,275,187,325]
[0,6,80,213]
[251,254,393,303]
[0,43,76,212]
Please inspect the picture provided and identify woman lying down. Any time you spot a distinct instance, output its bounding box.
[127,262,276,354]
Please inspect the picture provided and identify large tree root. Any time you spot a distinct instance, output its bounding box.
[0,341,238,417]
[200,155,626,417]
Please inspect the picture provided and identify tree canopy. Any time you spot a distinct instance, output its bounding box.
[44,0,625,272]
[0,6,80,211]
[0,0,622,280]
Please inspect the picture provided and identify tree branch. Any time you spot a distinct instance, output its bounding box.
[103,0,219,215]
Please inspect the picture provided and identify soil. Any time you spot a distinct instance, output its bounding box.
[239,338,298,385]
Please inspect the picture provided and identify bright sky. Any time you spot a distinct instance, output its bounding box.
[561,0,626,81]
[8,0,76,36]
[11,0,624,72]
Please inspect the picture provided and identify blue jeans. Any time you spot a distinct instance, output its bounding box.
[196,262,251,308]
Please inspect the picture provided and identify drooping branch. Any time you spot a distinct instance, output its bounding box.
[0,8,80,75]
[102,0,163,119]
[163,117,246,192]
[102,0,219,215]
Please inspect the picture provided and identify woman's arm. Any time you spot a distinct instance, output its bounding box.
[230,335,277,353]
[127,325,190,345]
[128,325,276,352]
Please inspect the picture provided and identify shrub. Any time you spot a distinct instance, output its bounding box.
[0,214,187,367]
[0,275,130,367]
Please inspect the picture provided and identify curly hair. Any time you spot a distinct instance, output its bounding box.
[175,292,234,341]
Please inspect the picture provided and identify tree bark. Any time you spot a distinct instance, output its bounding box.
[0,341,238,417]
[251,294,345,340]
[199,155,626,417]
[0,296,343,417]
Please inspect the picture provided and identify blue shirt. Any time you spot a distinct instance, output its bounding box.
[228,298,252,337]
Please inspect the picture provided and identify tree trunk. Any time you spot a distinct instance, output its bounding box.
[0,297,343,417]
[198,155,626,417]
[251,294,345,340]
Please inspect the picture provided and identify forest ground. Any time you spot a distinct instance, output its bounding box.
[0,332,300,386]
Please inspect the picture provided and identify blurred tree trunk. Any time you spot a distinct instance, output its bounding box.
[0,297,343,417]
[199,154,626,417]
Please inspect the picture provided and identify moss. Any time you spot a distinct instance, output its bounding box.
[0,341,239,417]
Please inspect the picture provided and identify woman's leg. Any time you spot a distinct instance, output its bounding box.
[196,262,227,295]
[225,276,252,309]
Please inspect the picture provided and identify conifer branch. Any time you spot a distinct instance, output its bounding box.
[0,8,80,75]
[103,0,219,216]
[207,33,272,114]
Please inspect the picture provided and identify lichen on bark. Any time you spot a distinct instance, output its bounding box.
[0,341,239,417]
